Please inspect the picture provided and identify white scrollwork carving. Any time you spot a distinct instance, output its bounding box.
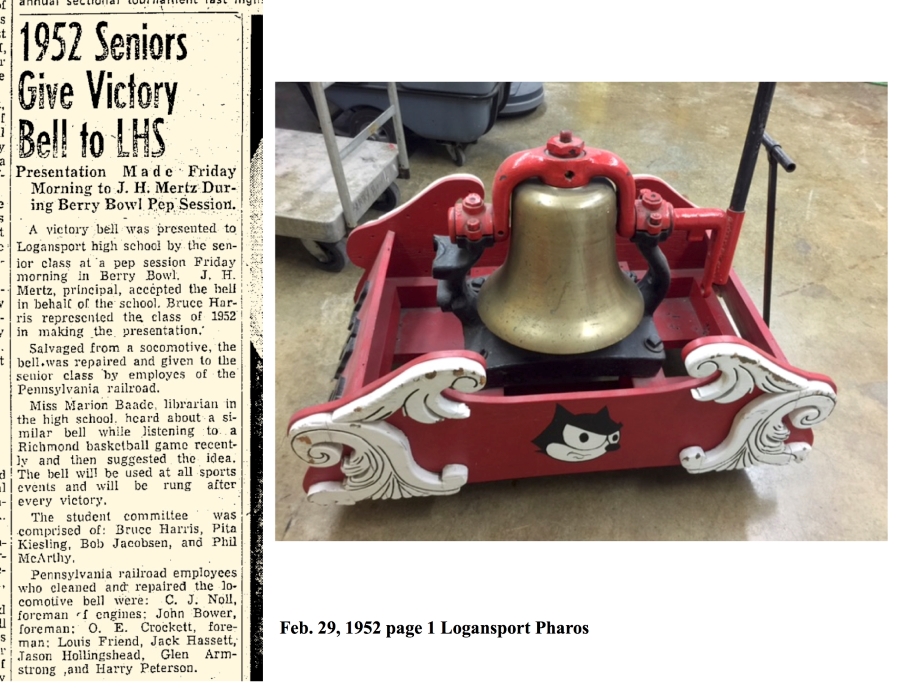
[290,357,485,504]
[679,342,836,474]
[332,357,486,424]
[684,342,814,404]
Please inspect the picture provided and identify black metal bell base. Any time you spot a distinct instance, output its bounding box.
[463,315,665,390]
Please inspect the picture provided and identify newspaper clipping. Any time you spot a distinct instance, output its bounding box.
[0,0,262,681]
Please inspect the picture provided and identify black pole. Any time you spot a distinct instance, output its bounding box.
[730,83,777,212]
[760,132,796,326]
[763,152,777,325]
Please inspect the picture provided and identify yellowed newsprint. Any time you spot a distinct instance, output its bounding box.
[0,0,263,681]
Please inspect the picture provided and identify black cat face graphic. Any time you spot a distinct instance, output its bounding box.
[532,405,622,462]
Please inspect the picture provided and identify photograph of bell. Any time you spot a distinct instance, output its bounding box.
[476,179,644,355]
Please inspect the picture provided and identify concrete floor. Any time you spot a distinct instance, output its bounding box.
[275,83,886,541]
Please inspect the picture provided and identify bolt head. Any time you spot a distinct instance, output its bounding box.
[546,131,584,158]
[641,189,663,210]
[462,193,485,215]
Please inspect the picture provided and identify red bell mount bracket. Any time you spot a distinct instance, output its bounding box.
[451,84,796,312]
[287,85,835,505]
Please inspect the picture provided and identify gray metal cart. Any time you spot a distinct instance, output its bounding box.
[275,82,410,271]
[323,82,508,166]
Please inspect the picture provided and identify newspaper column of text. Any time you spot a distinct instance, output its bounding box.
[5,8,249,680]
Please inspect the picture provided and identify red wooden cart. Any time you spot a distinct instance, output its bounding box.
[288,85,836,505]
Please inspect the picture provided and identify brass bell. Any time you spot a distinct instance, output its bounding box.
[476,179,645,355]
